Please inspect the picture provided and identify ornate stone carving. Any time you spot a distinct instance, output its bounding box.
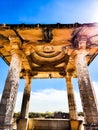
[71,26,98,49]
[9,35,22,49]
[42,27,53,42]
[43,45,54,53]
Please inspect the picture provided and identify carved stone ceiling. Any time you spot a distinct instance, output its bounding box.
[0,23,98,78]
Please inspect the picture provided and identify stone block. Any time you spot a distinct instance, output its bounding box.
[70,120,83,130]
[17,118,28,130]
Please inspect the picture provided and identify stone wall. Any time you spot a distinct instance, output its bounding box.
[28,118,71,130]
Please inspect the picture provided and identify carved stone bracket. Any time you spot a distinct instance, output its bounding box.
[9,35,22,50]
[37,27,53,43]
[42,27,53,42]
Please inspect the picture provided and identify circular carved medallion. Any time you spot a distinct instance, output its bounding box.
[43,46,54,53]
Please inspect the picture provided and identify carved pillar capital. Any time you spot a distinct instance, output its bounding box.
[72,26,98,50]
[78,40,87,49]
[72,35,88,49]
[9,35,23,62]
[24,72,32,93]
[9,35,22,50]
[66,72,73,78]
[71,49,88,59]
[22,43,35,56]
[24,46,33,56]
[11,49,23,59]
[65,73,73,85]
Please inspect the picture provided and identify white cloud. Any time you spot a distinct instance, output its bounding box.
[15,88,82,112]
[0,81,98,113]
[29,89,68,112]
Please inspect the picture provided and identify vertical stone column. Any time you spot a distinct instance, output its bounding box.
[74,50,98,129]
[17,74,32,130]
[65,74,78,120]
[65,74,82,130]
[20,75,32,119]
[0,50,22,130]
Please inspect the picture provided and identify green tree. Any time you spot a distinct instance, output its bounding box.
[78,112,84,116]
[13,112,20,118]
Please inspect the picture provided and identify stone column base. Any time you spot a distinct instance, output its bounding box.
[84,124,98,130]
[70,120,83,130]
[0,124,12,130]
[17,118,28,130]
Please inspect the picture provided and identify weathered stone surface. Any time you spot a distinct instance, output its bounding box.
[17,119,28,130]
[65,74,78,120]
[20,76,32,119]
[84,124,98,130]
[28,118,70,130]
[0,23,98,130]
[0,124,12,130]
[0,52,21,127]
[0,24,98,78]
[75,50,98,124]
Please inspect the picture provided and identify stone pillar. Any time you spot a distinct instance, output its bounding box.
[65,74,78,120]
[65,74,83,130]
[17,75,32,130]
[74,50,98,130]
[20,76,32,119]
[0,50,22,130]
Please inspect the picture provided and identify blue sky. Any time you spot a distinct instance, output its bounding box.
[0,0,98,24]
[0,0,98,112]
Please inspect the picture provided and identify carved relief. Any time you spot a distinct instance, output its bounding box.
[71,27,98,49]
[43,46,54,53]
[37,27,53,43]
[71,28,88,49]
[42,27,53,42]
